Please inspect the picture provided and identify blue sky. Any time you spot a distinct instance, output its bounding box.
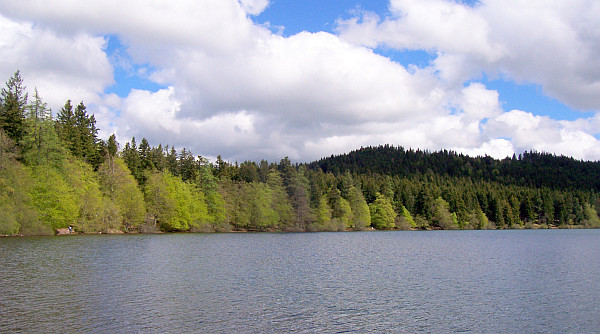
[1,0,599,161]
[105,0,587,122]
[255,0,587,122]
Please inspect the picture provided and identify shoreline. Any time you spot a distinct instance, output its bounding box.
[1,224,597,238]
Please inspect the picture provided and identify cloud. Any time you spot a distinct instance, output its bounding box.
[1,0,599,162]
[238,0,269,16]
[485,110,600,160]
[0,14,112,110]
[337,0,600,110]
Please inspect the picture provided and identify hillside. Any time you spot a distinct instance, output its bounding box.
[307,145,600,192]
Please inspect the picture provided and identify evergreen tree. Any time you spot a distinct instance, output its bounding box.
[0,70,28,143]
[22,90,64,167]
[122,138,143,184]
[138,138,153,171]
[55,100,75,149]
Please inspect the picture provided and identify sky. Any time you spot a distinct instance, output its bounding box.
[1,0,600,163]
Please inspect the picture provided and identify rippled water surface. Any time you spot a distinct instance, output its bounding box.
[1,230,599,333]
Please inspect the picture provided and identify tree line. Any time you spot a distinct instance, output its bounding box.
[1,71,599,235]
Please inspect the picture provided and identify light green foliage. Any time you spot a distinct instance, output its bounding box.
[145,171,176,229]
[219,179,279,231]
[63,157,118,232]
[312,194,333,231]
[415,215,430,229]
[401,205,416,229]
[431,197,457,229]
[328,186,352,230]
[250,182,278,230]
[188,182,210,230]
[346,185,370,230]
[583,203,600,228]
[0,202,19,235]
[466,206,489,230]
[28,164,78,230]
[369,192,396,230]
[0,131,48,235]
[267,169,294,229]
[145,170,207,231]
[0,162,38,234]
[98,157,146,230]
[196,164,227,229]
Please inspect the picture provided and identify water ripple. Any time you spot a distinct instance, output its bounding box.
[1,230,599,333]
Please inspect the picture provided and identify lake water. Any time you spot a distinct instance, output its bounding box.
[1,230,599,333]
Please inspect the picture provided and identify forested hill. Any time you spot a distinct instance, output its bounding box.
[307,145,600,191]
[2,71,600,235]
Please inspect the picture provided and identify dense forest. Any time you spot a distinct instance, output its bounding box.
[1,71,599,236]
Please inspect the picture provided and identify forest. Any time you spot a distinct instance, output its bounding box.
[1,71,599,236]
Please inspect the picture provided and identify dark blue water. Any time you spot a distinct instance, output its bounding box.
[1,230,599,333]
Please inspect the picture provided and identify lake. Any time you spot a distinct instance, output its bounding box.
[1,230,599,333]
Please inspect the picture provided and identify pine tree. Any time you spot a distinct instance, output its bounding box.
[22,89,64,167]
[0,70,28,143]
[55,100,75,149]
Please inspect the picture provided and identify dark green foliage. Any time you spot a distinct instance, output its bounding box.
[2,72,600,235]
[0,70,28,143]
[55,100,103,169]
[309,145,600,192]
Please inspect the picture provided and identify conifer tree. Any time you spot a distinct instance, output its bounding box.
[0,71,28,143]
[22,89,64,167]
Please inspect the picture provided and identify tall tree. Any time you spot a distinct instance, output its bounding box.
[347,185,371,230]
[98,157,146,231]
[0,70,28,142]
[22,89,64,167]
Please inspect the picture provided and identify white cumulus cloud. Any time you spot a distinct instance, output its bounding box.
[1,0,599,162]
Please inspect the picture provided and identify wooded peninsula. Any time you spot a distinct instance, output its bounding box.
[1,71,599,236]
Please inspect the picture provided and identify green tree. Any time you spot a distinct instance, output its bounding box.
[62,157,119,233]
[122,138,143,184]
[28,164,78,231]
[195,162,227,230]
[347,185,371,230]
[466,206,489,230]
[313,194,333,231]
[583,203,600,228]
[145,170,201,231]
[431,197,456,229]
[399,205,416,229]
[267,169,294,229]
[249,182,278,230]
[188,182,211,231]
[369,192,396,230]
[98,157,146,231]
[0,70,28,142]
[327,186,352,230]
[22,90,65,167]
[55,100,75,148]
[0,154,43,235]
